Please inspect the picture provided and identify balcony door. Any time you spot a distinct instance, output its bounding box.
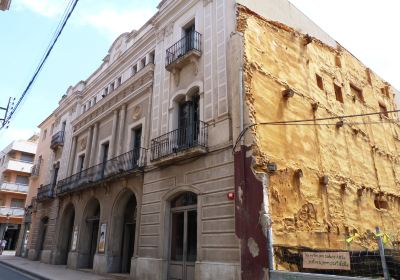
[178,94,199,149]
[184,23,195,53]
[168,192,197,280]
[131,127,142,167]
[100,142,109,178]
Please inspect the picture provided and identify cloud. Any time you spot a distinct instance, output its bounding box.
[0,128,38,151]
[78,8,156,37]
[15,0,65,17]
[15,0,158,38]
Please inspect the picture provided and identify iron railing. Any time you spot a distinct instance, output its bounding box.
[57,147,146,196]
[150,121,208,161]
[166,31,202,66]
[0,182,29,193]
[50,131,65,150]
[36,184,54,201]
[31,160,41,177]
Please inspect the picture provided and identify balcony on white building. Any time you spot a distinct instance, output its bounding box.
[5,159,33,174]
[0,207,25,217]
[0,182,29,193]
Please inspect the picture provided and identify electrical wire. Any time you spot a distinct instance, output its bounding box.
[233,109,400,152]
[1,0,79,130]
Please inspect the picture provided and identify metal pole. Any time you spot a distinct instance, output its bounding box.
[376,226,390,280]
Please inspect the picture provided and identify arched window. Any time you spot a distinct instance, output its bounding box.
[169,192,197,280]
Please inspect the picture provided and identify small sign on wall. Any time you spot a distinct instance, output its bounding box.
[71,226,78,251]
[303,252,351,270]
[98,223,106,253]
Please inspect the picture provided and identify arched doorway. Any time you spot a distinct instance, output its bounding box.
[168,192,197,280]
[80,198,100,269]
[57,203,75,265]
[37,216,48,260]
[110,190,137,273]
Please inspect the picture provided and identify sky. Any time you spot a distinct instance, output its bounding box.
[0,0,399,150]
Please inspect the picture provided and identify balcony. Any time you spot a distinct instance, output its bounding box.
[50,131,65,150]
[0,182,29,193]
[165,31,202,72]
[150,121,208,164]
[36,184,54,201]
[0,207,25,217]
[57,147,146,196]
[5,159,33,174]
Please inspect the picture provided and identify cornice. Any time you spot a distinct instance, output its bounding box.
[80,31,156,101]
[72,64,155,134]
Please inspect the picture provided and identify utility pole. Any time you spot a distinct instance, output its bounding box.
[0,97,14,129]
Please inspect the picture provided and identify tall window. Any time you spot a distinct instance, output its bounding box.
[184,22,195,52]
[169,192,197,280]
[177,93,200,147]
[52,163,60,188]
[77,154,85,173]
[131,127,142,165]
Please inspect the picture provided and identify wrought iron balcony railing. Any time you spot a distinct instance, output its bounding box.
[166,31,202,67]
[31,162,41,177]
[36,184,54,201]
[57,147,146,196]
[150,121,208,161]
[50,131,65,150]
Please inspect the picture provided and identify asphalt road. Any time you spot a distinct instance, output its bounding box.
[0,263,37,280]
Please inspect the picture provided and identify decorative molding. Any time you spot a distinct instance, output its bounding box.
[165,23,174,37]
[79,137,87,152]
[132,105,142,121]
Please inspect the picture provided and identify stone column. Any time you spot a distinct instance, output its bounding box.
[83,126,93,169]
[67,136,77,176]
[109,110,119,158]
[89,122,99,166]
[117,104,127,155]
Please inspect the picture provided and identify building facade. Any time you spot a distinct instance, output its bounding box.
[0,135,37,251]
[21,0,399,279]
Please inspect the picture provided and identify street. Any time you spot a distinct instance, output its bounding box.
[0,262,37,280]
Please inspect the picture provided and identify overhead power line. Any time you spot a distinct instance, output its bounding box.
[0,0,79,130]
[233,109,400,152]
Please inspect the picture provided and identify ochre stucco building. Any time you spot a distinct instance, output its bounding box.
[237,4,400,272]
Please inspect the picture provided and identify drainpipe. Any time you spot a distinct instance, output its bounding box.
[262,173,275,270]
[239,65,244,145]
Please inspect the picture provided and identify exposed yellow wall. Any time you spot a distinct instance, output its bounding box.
[238,6,400,252]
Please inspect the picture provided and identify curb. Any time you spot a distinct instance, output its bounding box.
[0,260,52,280]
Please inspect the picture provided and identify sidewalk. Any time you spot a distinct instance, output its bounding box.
[0,255,119,280]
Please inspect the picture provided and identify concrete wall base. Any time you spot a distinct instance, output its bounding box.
[39,250,53,264]
[93,254,107,274]
[134,257,166,280]
[134,257,241,280]
[27,249,38,261]
[67,251,79,269]
[195,261,241,280]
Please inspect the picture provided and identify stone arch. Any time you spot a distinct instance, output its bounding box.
[108,188,138,273]
[35,216,49,261]
[169,85,203,132]
[160,186,201,260]
[78,197,101,269]
[55,202,75,265]
[163,190,199,280]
